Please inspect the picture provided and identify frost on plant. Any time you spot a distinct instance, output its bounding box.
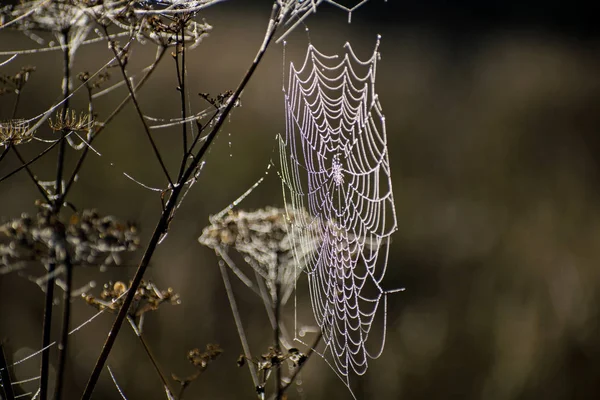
[279,37,398,380]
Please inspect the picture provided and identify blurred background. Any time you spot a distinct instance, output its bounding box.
[1,1,600,399]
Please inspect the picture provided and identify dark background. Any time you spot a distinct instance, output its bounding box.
[1,1,600,399]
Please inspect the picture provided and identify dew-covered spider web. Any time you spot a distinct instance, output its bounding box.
[279,36,399,383]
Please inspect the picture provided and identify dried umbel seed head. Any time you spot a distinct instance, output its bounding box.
[0,66,36,94]
[187,343,223,370]
[82,280,181,317]
[78,71,111,90]
[0,204,140,269]
[0,119,35,146]
[137,9,212,48]
[236,346,308,371]
[49,109,92,132]
[2,0,91,33]
[198,207,320,304]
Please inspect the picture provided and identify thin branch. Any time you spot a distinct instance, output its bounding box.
[174,25,189,182]
[126,316,175,398]
[279,332,323,395]
[53,256,73,400]
[103,26,173,187]
[0,146,10,164]
[81,5,287,398]
[11,82,23,120]
[0,342,16,400]
[54,28,71,212]
[61,45,168,200]
[0,141,59,184]
[274,263,282,400]
[38,261,55,400]
[218,260,260,391]
[41,28,72,400]
[10,146,51,204]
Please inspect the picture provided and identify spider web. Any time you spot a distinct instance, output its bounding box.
[278,0,378,41]
[279,36,398,382]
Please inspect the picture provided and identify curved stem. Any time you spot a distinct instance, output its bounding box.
[103,27,173,187]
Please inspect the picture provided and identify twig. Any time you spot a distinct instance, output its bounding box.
[0,141,59,184]
[0,342,16,400]
[174,24,189,182]
[103,26,173,188]
[279,332,323,395]
[274,260,282,400]
[41,27,73,400]
[10,146,51,204]
[61,45,168,201]
[38,261,55,400]
[218,260,261,391]
[53,256,72,400]
[54,28,71,212]
[126,316,175,398]
[0,146,10,164]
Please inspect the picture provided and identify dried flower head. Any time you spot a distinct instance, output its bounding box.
[199,207,320,304]
[0,203,139,270]
[198,89,240,109]
[0,119,35,146]
[82,279,181,317]
[78,71,111,90]
[49,109,92,132]
[237,346,307,372]
[3,0,95,32]
[172,343,223,393]
[140,12,211,48]
[0,66,36,95]
[66,209,139,263]
[187,343,223,370]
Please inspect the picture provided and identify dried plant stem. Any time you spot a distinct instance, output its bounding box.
[126,316,175,397]
[218,261,260,391]
[280,332,323,395]
[11,146,51,203]
[61,45,168,201]
[175,26,189,181]
[39,261,56,400]
[103,27,173,187]
[0,141,59,184]
[0,147,9,165]
[81,6,286,399]
[0,342,16,400]
[11,87,22,120]
[41,28,72,400]
[53,257,72,400]
[274,276,282,400]
[54,28,71,212]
